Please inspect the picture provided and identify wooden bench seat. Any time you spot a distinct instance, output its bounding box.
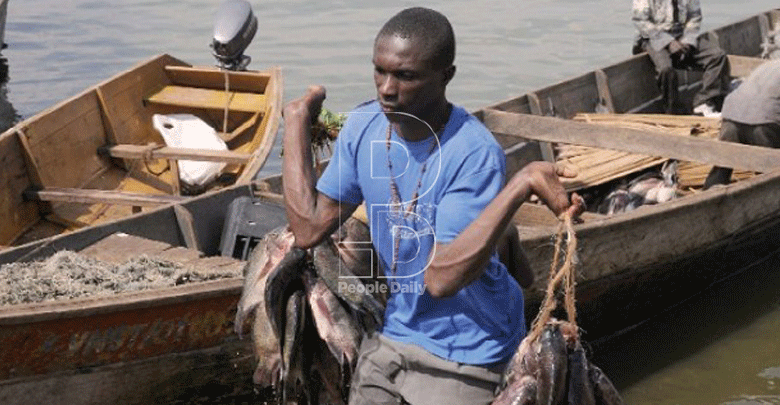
[145,85,266,113]
[98,144,252,164]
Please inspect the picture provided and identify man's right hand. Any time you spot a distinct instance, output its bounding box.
[283,85,327,137]
[516,161,579,217]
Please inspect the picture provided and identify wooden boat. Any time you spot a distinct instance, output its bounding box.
[477,8,780,340]
[257,9,780,341]
[0,53,283,250]
[0,184,287,404]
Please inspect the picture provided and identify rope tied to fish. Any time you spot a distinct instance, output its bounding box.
[492,207,626,405]
[527,211,579,344]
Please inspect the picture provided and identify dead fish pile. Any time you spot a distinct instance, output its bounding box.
[597,159,679,215]
[235,218,385,404]
[493,319,623,405]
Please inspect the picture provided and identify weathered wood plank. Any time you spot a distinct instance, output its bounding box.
[594,69,615,113]
[24,187,185,206]
[482,109,780,172]
[220,110,262,142]
[602,54,661,113]
[0,130,39,245]
[173,204,200,251]
[715,15,764,56]
[98,55,180,147]
[165,65,271,93]
[99,144,251,164]
[526,92,556,162]
[146,85,267,113]
[22,90,110,189]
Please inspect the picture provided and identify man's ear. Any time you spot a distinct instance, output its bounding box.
[442,65,456,85]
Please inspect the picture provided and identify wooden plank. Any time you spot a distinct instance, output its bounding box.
[24,187,185,207]
[164,65,271,93]
[0,130,40,245]
[482,109,780,172]
[727,54,768,78]
[526,92,556,163]
[715,15,764,56]
[169,155,181,196]
[22,90,109,189]
[99,144,251,164]
[173,204,200,251]
[98,56,176,147]
[601,54,660,114]
[145,85,266,113]
[527,92,543,115]
[534,71,600,118]
[594,69,615,113]
[219,110,261,142]
[234,66,283,185]
[15,128,52,216]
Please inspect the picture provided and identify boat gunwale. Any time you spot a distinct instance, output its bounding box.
[0,277,243,326]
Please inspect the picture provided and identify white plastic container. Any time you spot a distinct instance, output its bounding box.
[152,114,228,188]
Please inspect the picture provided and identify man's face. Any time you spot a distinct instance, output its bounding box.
[372,34,449,124]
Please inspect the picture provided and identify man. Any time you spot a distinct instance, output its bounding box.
[282,7,579,405]
[632,0,730,116]
[704,60,780,189]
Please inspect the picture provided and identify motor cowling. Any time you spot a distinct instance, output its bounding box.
[211,0,257,70]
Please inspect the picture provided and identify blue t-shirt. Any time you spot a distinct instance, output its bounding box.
[316,101,525,365]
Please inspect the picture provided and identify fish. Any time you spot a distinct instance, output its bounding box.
[281,289,309,405]
[265,247,308,343]
[311,237,385,331]
[233,225,295,387]
[491,375,537,405]
[567,340,595,405]
[307,335,349,405]
[302,268,362,375]
[502,333,540,390]
[597,160,678,215]
[588,363,625,405]
[234,225,295,336]
[536,323,569,405]
[331,217,376,278]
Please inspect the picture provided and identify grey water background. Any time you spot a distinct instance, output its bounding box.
[4,1,780,404]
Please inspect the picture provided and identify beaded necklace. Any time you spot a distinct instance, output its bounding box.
[385,122,441,275]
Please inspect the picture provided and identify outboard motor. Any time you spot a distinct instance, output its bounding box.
[211,0,257,70]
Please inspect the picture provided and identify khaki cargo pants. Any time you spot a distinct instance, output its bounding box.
[348,333,506,405]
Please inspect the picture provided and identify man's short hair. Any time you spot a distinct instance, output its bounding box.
[376,7,455,70]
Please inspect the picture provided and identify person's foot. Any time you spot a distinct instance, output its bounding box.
[693,102,721,118]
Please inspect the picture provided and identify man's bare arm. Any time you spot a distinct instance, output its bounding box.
[282,86,357,248]
[424,162,583,298]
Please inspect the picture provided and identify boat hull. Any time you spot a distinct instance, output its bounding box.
[0,185,287,404]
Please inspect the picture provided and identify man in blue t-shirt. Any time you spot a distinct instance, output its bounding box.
[282,7,578,405]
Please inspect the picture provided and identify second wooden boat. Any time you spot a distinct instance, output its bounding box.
[0,53,282,250]
[0,184,287,405]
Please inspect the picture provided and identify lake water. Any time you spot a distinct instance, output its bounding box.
[5,1,780,403]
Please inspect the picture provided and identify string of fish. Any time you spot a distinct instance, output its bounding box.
[492,212,626,405]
